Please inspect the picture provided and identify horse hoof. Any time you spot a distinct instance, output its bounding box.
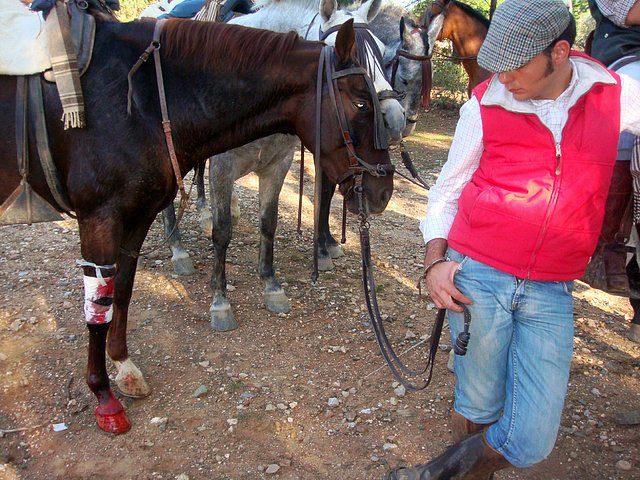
[318,255,334,272]
[171,252,196,276]
[210,303,237,331]
[94,392,131,434]
[95,407,131,434]
[113,359,152,398]
[264,288,290,314]
[327,244,344,259]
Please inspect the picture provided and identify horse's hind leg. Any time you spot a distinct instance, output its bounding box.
[161,204,195,276]
[318,172,344,272]
[257,159,292,314]
[195,160,214,236]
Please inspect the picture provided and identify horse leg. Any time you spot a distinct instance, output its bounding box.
[318,172,344,271]
[628,297,640,343]
[209,155,237,331]
[627,251,640,343]
[106,226,155,398]
[230,187,240,226]
[78,216,131,434]
[257,160,291,314]
[195,159,214,236]
[161,204,195,276]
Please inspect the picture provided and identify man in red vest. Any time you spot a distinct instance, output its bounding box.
[385,0,640,478]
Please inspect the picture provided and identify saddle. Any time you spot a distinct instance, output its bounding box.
[0,0,106,225]
[0,75,73,225]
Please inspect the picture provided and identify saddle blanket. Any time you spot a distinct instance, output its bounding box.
[0,0,51,75]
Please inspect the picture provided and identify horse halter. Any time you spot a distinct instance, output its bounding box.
[314,45,394,187]
[320,22,400,147]
[385,25,433,109]
[421,0,452,26]
[312,44,394,280]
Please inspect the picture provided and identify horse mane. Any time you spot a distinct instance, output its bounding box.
[453,1,490,28]
[161,19,303,73]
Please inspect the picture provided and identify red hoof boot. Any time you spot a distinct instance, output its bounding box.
[94,393,132,434]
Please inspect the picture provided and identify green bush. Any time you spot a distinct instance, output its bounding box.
[118,0,155,21]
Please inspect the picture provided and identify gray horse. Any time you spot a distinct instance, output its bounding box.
[162,0,429,331]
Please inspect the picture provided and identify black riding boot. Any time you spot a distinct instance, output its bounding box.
[383,432,510,480]
[582,160,633,296]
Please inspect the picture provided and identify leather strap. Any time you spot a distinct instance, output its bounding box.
[28,75,75,214]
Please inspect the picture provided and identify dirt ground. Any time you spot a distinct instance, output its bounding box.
[0,108,639,480]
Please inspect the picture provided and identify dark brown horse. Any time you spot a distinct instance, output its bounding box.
[0,17,394,433]
[420,0,491,96]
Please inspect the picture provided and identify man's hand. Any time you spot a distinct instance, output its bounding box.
[422,238,472,312]
[425,260,472,312]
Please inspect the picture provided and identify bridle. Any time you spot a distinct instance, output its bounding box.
[320,22,401,127]
[312,43,394,280]
[385,25,433,109]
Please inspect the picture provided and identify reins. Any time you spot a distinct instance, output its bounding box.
[359,191,472,389]
[126,19,191,257]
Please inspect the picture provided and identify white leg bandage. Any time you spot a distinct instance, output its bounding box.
[78,260,115,325]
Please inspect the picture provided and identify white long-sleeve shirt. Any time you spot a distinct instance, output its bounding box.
[419,57,640,244]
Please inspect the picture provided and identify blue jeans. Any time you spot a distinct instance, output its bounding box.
[447,248,574,468]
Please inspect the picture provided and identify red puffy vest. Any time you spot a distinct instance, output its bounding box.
[448,63,621,281]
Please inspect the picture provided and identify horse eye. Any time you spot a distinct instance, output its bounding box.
[353,101,367,111]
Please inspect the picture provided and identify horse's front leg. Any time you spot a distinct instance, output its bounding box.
[257,160,291,314]
[78,216,131,434]
[195,160,213,236]
[318,172,344,272]
[161,204,195,276]
[209,156,238,331]
[106,222,155,399]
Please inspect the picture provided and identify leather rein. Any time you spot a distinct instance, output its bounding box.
[125,20,191,257]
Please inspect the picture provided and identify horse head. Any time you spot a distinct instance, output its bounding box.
[421,0,451,55]
[319,0,405,145]
[297,19,394,215]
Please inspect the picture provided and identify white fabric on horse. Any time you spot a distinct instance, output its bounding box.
[0,0,51,75]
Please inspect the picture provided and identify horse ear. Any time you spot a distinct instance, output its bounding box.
[400,17,413,47]
[334,18,356,66]
[357,0,382,23]
[319,0,337,23]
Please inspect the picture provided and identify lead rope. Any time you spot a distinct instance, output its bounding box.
[357,185,471,390]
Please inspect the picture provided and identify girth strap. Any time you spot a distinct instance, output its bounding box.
[28,75,75,214]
